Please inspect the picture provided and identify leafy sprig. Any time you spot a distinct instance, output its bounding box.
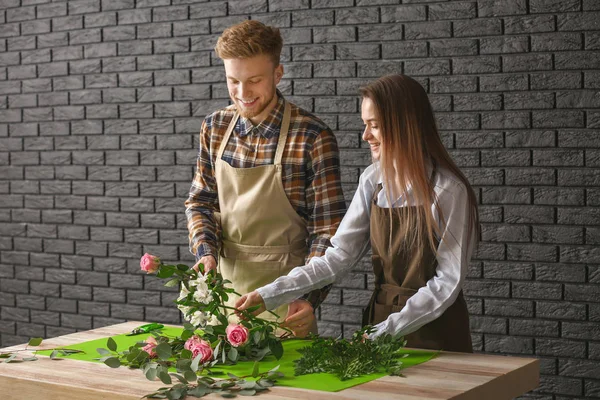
[293,326,408,380]
[0,338,85,363]
[142,363,284,399]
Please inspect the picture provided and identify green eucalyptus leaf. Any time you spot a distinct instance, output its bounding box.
[256,378,273,388]
[238,389,256,396]
[145,366,158,381]
[190,353,202,372]
[156,343,172,360]
[269,340,283,360]
[28,337,43,347]
[23,356,38,361]
[238,381,256,390]
[104,357,121,368]
[180,329,193,341]
[156,266,175,278]
[158,371,172,384]
[4,354,17,363]
[171,373,188,384]
[166,387,183,400]
[219,393,236,399]
[107,337,118,352]
[96,348,111,356]
[176,358,192,371]
[49,350,59,359]
[164,278,180,288]
[252,361,260,378]
[187,386,207,397]
[183,370,197,383]
[227,347,238,362]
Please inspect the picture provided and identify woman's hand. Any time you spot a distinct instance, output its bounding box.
[235,291,266,317]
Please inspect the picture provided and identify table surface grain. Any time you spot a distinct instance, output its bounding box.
[0,321,539,400]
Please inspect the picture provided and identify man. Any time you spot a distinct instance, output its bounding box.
[184,20,346,337]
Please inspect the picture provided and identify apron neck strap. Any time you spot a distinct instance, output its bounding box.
[274,101,291,166]
[217,112,240,160]
[216,101,291,165]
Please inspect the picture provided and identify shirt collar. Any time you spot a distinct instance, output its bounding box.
[375,160,434,205]
[237,90,285,139]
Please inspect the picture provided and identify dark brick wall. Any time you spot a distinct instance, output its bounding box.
[1,0,599,398]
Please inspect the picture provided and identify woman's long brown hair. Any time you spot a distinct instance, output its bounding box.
[360,74,479,261]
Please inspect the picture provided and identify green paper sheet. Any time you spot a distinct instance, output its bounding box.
[37,326,436,392]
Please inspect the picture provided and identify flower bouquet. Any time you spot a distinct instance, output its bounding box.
[96,254,287,398]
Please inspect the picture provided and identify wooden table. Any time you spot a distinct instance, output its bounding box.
[0,321,539,399]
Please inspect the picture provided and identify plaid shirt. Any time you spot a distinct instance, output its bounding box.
[185,92,347,309]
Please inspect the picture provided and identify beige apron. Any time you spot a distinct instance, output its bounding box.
[215,102,311,327]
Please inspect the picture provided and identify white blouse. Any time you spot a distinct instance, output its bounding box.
[256,162,475,339]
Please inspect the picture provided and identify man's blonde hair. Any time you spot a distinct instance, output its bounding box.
[215,20,283,65]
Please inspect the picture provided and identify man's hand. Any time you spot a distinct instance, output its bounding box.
[282,299,314,338]
[193,255,216,274]
[235,291,266,317]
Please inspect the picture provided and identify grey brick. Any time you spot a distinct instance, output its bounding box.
[454,94,501,111]
[505,92,555,110]
[503,53,552,72]
[358,24,403,42]
[509,318,559,337]
[292,9,332,27]
[480,36,529,54]
[293,45,335,61]
[154,37,189,54]
[252,11,291,28]
[484,335,533,355]
[314,26,355,43]
[174,53,210,69]
[432,3,477,20]
[479,0,526,17]
[431,76,477,93]
[480,73,528,92]
[405,21,451,40]
[336,44,380,60]
[357,61,403,78]
[6,6,36,22]
[102,57,136,73]
[469,316,506,334]
[556,50,600,69]
[481,224,530,242]
[118,9,151,25]
[533,110,584,129]
[85,43,117,59]
[336,7,378,24]
[382,41,428,59]
[536,338,586,358]
[103,26,136,41]
[537,263,586,283]
[482,187,531,205]
[430,39,477,57]
[484,298,534,317]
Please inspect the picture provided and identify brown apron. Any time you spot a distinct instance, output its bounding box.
[215,101,316,333]
[363,170,472,353]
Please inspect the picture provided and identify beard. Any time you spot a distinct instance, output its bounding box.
[234,90,276,120]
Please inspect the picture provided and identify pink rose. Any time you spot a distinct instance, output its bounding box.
[226,324,249,347]
[140,253,161,274]
[184,335,213,363]
[142,336,158,358]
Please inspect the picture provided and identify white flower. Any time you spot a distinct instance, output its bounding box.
[190,277,213,305]
[189,310,210,327]
[207,314,220,326]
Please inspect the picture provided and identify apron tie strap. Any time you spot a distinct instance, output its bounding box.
[222,239,306,255]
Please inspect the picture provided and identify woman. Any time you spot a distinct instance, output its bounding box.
[236,74,479,352]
